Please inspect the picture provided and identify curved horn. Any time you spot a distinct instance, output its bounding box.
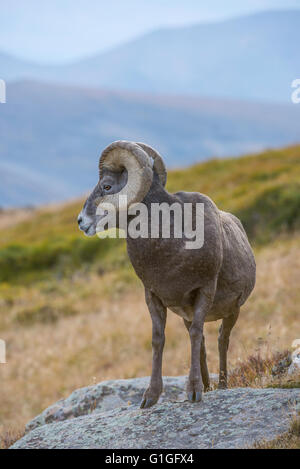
[136,142,167,187]
[98,140,153,209]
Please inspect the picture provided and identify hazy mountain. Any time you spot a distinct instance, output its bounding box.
[1,10,299,102]
[0,51,44,81]
[0,80,300,207]
[0,161,70,207]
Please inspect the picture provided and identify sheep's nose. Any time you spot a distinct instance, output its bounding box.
[77,216,83,225]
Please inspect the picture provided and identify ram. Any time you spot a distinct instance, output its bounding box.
[78,141,256,408]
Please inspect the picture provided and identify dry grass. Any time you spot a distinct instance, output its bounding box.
[0,428,24,450]
[253,414,300,449]
[227,350,290,388]
[0,234,300,440]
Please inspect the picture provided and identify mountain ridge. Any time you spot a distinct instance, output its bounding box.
[1,10,299,102]
[1,80,300,207]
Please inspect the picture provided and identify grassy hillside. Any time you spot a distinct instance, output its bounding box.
[1,144,300,284]
[0,145,300,438]
[169,145,300,242]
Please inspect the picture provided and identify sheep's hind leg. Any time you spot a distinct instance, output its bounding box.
[140,289,167,409]
[218,308,239,389]
[184,320,210,392]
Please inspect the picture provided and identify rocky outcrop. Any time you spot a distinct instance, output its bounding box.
[11,376,300,449]
[25,376,192,432]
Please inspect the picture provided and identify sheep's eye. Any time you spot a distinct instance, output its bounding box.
[104,185,111,191]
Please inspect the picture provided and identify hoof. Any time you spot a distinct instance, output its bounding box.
[187,390,202,403]
[140,397,158,409]
[140,387,161,409]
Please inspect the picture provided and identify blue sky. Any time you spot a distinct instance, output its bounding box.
[1,0,299,63]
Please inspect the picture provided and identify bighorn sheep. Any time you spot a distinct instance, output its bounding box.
[78,141,256,408]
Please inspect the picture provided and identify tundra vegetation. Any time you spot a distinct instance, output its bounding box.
[0,145,300,445]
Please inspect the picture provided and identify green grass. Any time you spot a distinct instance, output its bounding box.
[0,235,129,283]
[237,182,300,243]
[267,381,300,389]
[1,144,300,284]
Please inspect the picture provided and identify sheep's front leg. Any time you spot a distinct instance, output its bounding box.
[187,283,215,402]
[140,289,167,409]
[184,320,210,392]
